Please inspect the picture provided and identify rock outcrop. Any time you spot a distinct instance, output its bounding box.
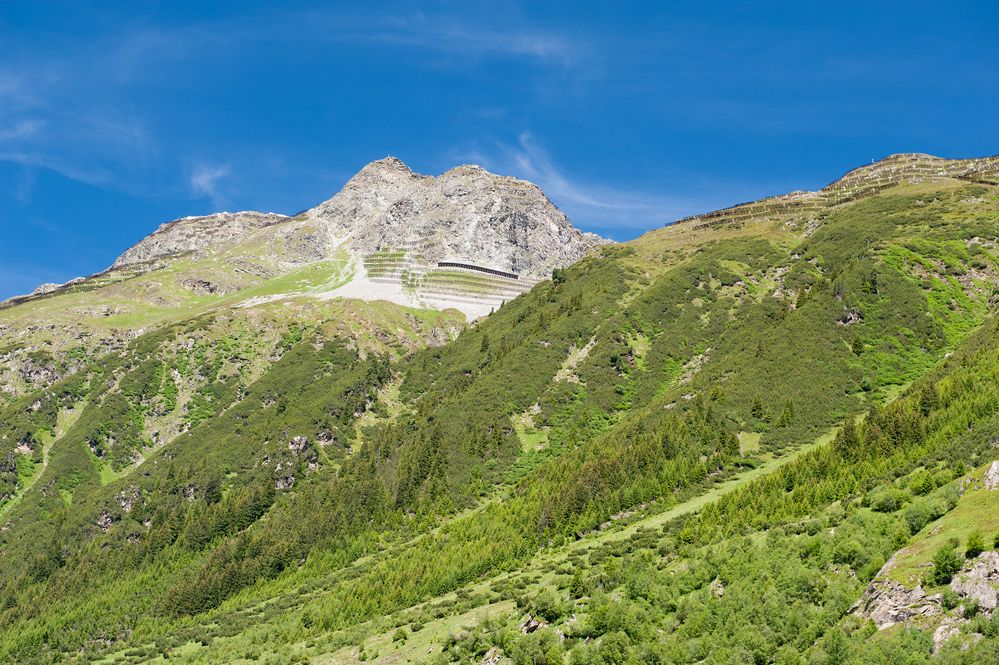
[30,283,62,296]
[853,556,998,652]
[852,578,940,630]
[852,461,999,652]
[112,211,289,268]
[950,551,999,611]
[984,460,999,490]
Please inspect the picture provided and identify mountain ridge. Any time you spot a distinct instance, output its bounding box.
[12,152,996,306]
[107,156,604,278]
[669,152,999,231]
[1,157,605,319]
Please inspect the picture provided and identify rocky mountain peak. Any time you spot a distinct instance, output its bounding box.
[349,156,423,183]
[307,159,607,278]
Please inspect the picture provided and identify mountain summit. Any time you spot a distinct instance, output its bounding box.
[97,157,607,317]
[110,157,605,278]
[305,156,605,277]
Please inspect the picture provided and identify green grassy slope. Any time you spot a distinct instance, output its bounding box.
[0,162,996,664]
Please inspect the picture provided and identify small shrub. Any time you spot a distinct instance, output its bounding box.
[833,539,868,568]
[511,629,562,665]
[965,530,985,558]
[971,612,999,638]
[599,631,631,665]
[869,488,908,513]
[530,589,566,623]
[904,502,931,535]
[932,544,963,585]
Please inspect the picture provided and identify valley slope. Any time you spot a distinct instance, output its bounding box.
[0,153,998,664]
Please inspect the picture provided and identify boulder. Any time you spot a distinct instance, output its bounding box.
[521,616,548,634]
[288,435,309,454]
[853,579,938,629]
[950,551,999,610]
[984,460,999,490]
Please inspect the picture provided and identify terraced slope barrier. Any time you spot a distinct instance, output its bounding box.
[436,262,520,280]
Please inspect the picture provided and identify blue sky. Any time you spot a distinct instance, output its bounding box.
[1,1,997,299]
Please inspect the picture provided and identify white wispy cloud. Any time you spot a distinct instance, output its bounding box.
[0,119,43,142]
[452,133,712,236]
[189,163,231,206]
[0,16,251,196]
[11,166,37,205]
[350,13,580,66]
[0,56,154,191]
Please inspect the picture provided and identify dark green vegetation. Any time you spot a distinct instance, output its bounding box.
[1,166,998,664]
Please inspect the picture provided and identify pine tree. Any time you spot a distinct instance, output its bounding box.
[833,417,860,459]
[777,401,795,427]
[919,384,939,416]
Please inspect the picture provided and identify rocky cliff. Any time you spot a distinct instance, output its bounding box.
[305,157,605,278]
[852,461,999,653]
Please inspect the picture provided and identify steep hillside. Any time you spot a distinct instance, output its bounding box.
[0,153,997,664]
[0,158,604,403]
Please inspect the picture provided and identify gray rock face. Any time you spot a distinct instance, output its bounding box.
[306,157,606,278]
[97,510,113,533]
[112,211,289,268]
[854,548,999,652]
[950,551,999,610]
[30,283,61,296]
[853,578,939,629]
[984,460,999,490]
[288,436,308,454]
[117,486,141,514]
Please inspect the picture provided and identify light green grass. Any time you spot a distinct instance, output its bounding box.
[738,431,762,454]
[572,425,838,551]
[512,411,549,452]
[888,472,999,587]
